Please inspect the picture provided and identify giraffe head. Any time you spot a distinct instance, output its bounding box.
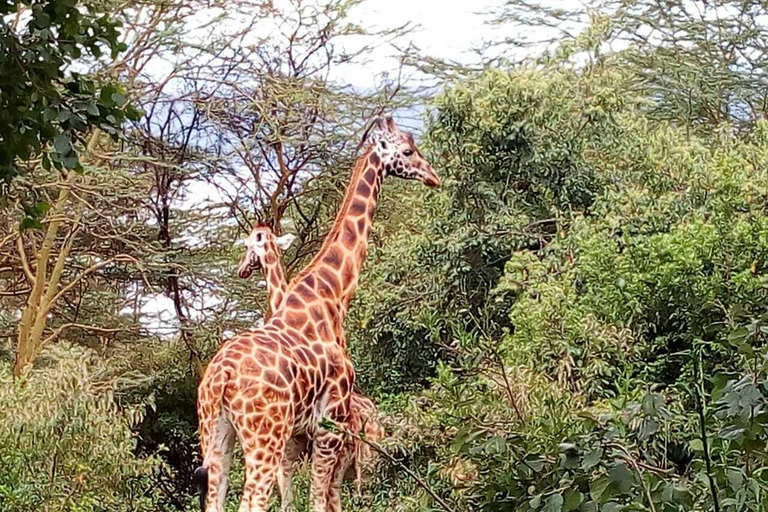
[369,116,440,188]
[236,223,295,279]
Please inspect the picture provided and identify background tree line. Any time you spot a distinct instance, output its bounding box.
[3,0,768,511]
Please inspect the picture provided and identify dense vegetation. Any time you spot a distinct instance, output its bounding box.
[3,0,768,511]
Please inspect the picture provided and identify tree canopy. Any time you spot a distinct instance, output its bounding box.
[4,0,768,511]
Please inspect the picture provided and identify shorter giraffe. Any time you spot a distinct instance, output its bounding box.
[236,223,384,511]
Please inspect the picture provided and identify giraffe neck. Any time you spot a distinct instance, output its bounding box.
[262,242,288,316]
[278,147,383,330]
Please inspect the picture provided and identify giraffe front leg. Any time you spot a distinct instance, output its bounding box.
[310,430,345,512]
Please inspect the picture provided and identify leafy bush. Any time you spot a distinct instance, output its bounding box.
[0,344,169,512]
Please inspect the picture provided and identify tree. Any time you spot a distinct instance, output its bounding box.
[489,0,768,133]
[0,0,138,196]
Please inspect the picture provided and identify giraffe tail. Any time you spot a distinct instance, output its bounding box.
[194,466,208,511]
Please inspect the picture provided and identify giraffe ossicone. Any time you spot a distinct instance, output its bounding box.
[196,115,438,512]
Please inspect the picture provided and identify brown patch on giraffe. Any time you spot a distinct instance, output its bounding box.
[322,247,343,269]
[356,244,367,263]
[318,268,341,294]
[318,356,328,377]
[339,374,350,395]
[311,343,325,355]
[286,295,302,309]
[266,253,277,264]
[363,167,376,184]
[285,311,308,329]
[300,347,317,366]
[305,386,316,405]
[255,350,276,367]
[356,180,371,196]
[278,357,295,381]
[317,322,332,341]
[342,220,357,249]
[309,305,325,323]
[369,152,380,166]
[357,217,366,234]
[259,417,274,434]
[294,347,310,366]
[350,199,367,216]
[295,283,314,301]
[303,322,317,339]
[316,279,333,300]
[257,336,278,352]
[264,370,288,388]
[342,260,355,289]
[304,274,315,288]
[229,339,250,352]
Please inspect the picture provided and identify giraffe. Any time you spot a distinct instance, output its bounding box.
[236,223,385,511]
[196,116,438,512]
[236,222,296,320]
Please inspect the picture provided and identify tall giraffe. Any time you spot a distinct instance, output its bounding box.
[196,116,438,512]
[236,223,385,511]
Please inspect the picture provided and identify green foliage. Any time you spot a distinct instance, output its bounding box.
[0,344,169,512]
[351,49,768,511]
[0,0,139,189]
[351,65,633,393]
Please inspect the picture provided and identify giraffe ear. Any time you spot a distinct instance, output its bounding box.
[275,233,296,251]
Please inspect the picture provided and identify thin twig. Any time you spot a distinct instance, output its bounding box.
[333,422,460,512]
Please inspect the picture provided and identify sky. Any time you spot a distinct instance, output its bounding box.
[337,0,503,87]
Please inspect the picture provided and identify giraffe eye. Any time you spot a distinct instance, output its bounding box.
[403,149,414,157]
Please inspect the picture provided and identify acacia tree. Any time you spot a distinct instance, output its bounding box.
[197,0,411,265]
[489,0,768,133]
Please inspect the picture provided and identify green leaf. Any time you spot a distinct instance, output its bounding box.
[563,490,583,512]
[63,154,79,169]
[689,439,704,452]
[111,92,126,107]
[19,217,42,231]
[726,468,743,490]
[608,462,635,492]
[53,134,72,155]
[601,503,622,512]
[582,448,602,469]
[543,494,564,512]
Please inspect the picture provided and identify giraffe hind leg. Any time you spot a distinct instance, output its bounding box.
[202,414,237,512]
[277,436,307,512]
[235,411,291,512]
[310,430,346,512]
